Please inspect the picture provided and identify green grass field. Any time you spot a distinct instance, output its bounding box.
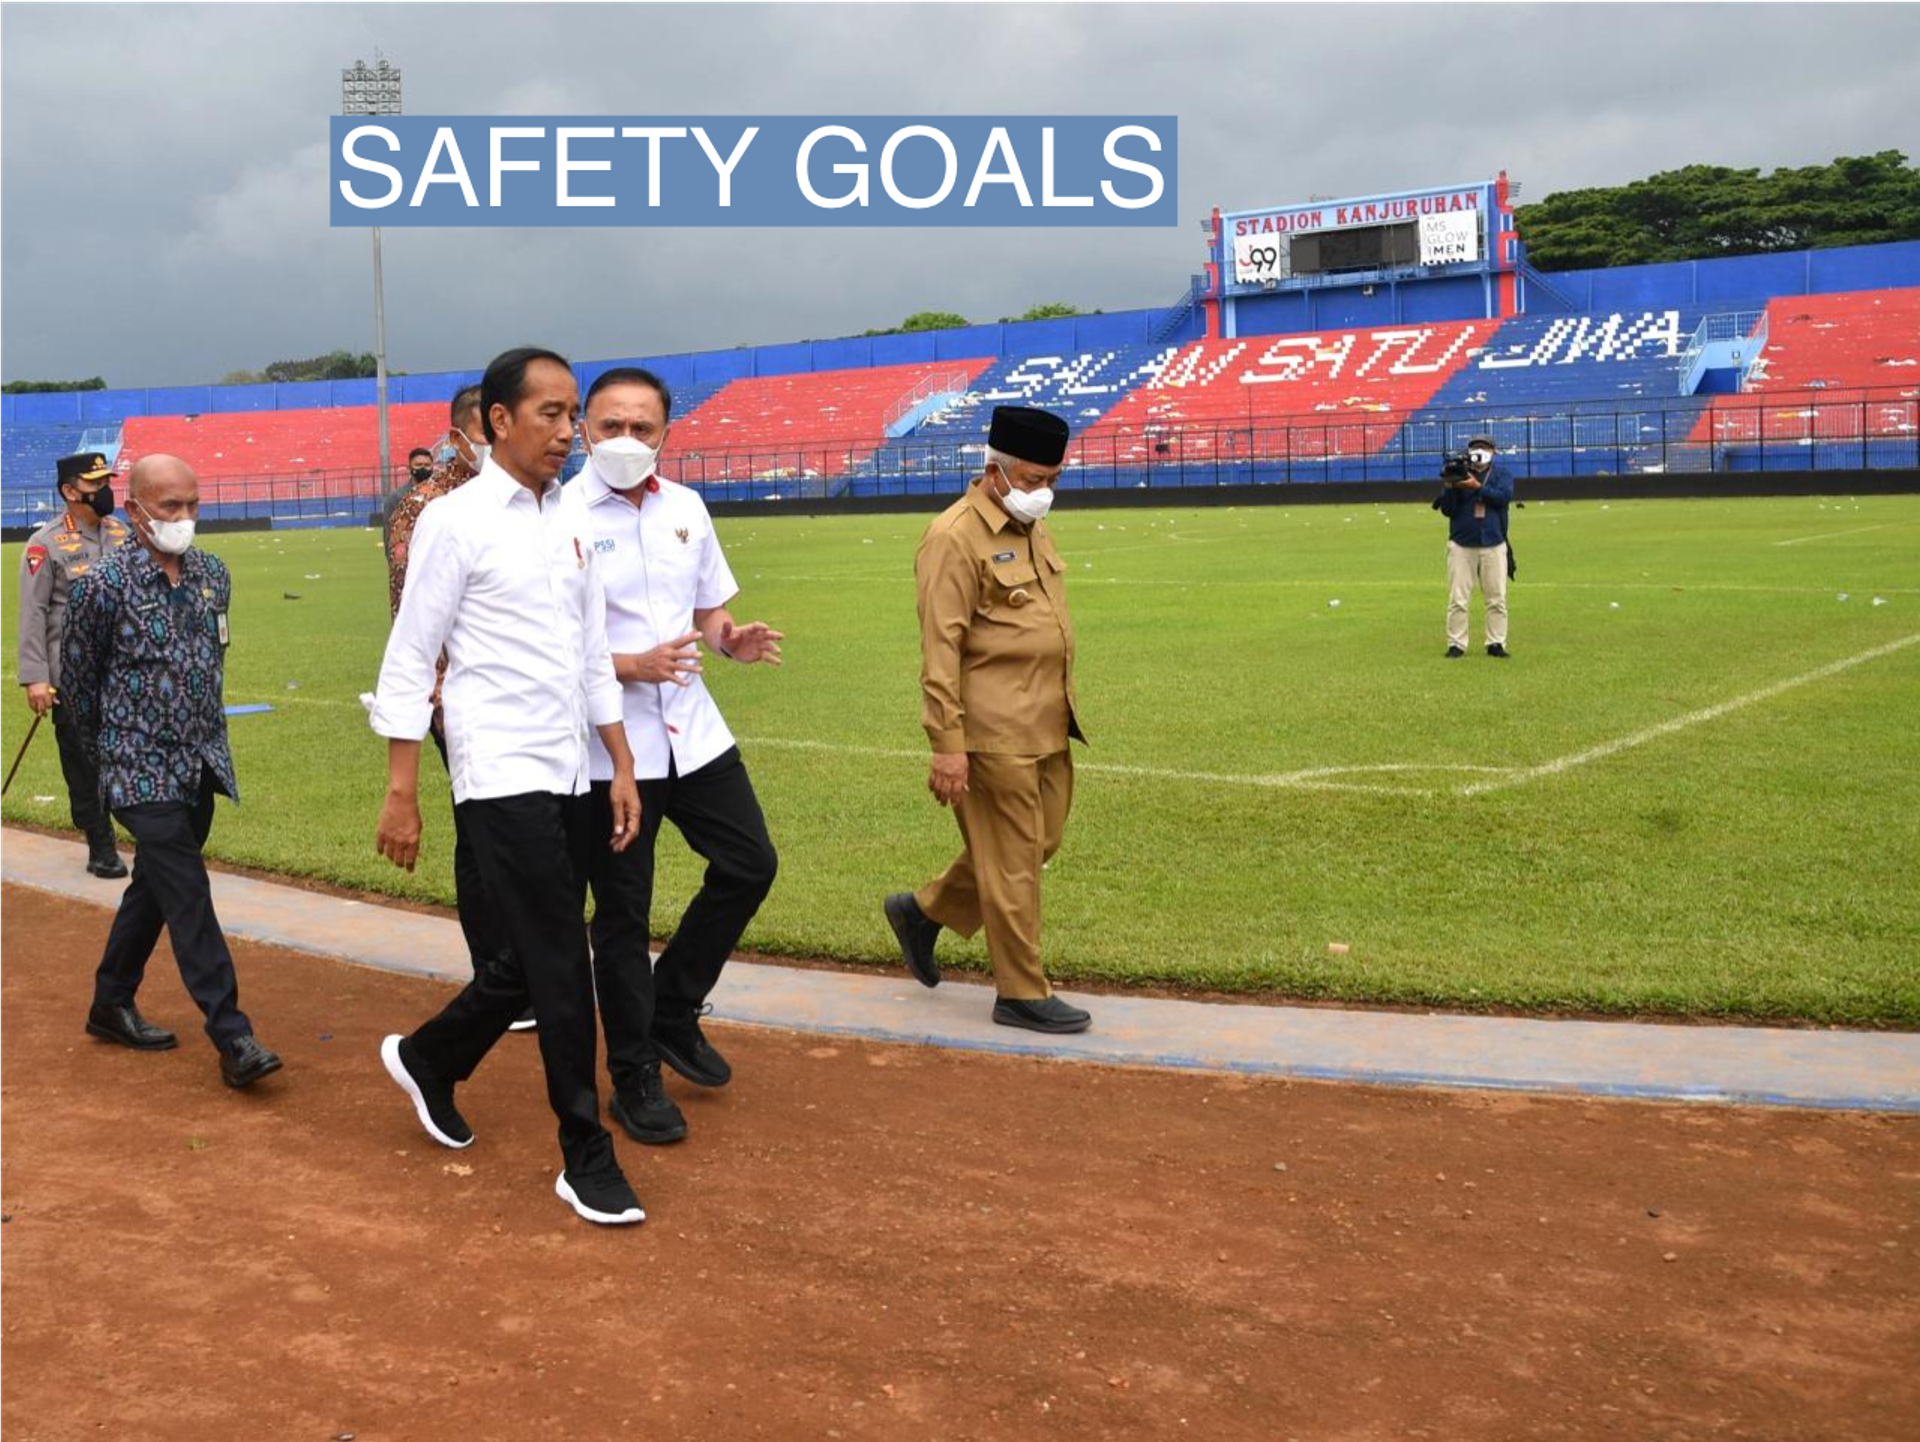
[5,492,1917,1024]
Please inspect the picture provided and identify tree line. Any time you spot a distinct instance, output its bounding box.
[1516,151,1919,271]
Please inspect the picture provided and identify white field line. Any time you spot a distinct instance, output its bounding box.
[1457,633,1920,797]
[736,736,1501,797]
[752,576,1920,595]
[1772,523,1904,547]
[252,636,1920,800]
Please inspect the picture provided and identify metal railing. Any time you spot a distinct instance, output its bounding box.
[884,367,973,433]
[1678,310,1768,394]
[5,383,1914,527]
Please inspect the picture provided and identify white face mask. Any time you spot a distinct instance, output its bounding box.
[590,434,662,491]
[998,476,1055,525]
[138,511,195,555]
[1469,448,1493,468]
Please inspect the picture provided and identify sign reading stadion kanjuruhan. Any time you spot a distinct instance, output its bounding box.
[329,116,1177,227]
[1226,182,1492,285]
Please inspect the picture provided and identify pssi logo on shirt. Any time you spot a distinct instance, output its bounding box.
[594,538,617,554]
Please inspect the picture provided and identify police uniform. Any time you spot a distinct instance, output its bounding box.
[15,453,132,875]
[886,407,1089,1032]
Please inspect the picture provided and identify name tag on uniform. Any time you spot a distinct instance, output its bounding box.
[216,612,230,646]
[992,551,1015,563]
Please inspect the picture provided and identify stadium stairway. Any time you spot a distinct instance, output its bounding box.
[1382,307,1723,477]
[1690,289,1920,471]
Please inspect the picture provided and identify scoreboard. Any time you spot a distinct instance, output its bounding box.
[1223,182,1493,290]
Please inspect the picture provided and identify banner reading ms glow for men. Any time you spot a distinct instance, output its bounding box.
[329,116,1177,227]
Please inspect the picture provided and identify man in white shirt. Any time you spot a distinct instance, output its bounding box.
[369,347,649,1227]
[574,367,782,1145]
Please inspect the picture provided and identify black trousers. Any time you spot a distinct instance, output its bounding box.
[94,767,252,1049]
[429,729,512,975]
[53,708,109,842]
[589,747,777,1095]
[409,789,614,1175]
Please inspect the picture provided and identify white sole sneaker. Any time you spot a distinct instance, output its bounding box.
[555,1170,645,1226]
[506,1016,538,1032]
[380,1034,473,1150]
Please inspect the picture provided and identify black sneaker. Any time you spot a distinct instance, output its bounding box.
[219,1034,283,1089]
[883,892,942,988]
[1485,643,1511,659]
[610,1064,688,1145]
[507,1007,538,1032]
[380,1033,473,1148]
[654,1006,732,1088]
[1445,646,1465,659]
[555,1166,645,1225]
[991,996,1092,1035]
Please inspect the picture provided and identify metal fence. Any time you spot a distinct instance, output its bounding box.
[5,384,1915,528]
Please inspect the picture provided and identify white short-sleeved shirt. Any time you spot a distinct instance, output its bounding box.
[579,462,741,781]
[369,459,623,803]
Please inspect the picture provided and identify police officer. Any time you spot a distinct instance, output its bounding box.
[1435,433,1516,658]
[16,452,133,877]
[884,406,1091,1035]
[61,454,282,1088]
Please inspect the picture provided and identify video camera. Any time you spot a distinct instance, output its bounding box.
[1440,451,1474,482]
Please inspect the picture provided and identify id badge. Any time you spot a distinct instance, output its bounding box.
[216,611,230,647]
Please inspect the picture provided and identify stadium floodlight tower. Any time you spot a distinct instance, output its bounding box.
[342,57,401,506]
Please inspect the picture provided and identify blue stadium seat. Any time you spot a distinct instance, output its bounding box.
[1,422,90,528]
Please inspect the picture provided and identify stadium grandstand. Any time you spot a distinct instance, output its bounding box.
[4,171,1916,529]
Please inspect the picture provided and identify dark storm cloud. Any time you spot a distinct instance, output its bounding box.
[3,2,1916,387]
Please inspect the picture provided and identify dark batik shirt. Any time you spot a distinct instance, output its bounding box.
[61,544,238,809]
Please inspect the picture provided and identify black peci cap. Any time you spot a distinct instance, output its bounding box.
[57,453,112,486]
[1467,435,1498,450]
[988,405,1070,466]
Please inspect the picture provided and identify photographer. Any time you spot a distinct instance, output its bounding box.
[1433,434,1514,659]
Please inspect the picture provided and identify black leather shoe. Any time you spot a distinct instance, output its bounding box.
[991,996,1092,1035]
[884,892,942,988]
[1445,646,1465,659]
[85,833,128,879]
[85,1002,178,1051]
[610,1064,688,1145]
[1485,643,1511,658]
[654,1008,732,1088]
[220,1034,283,1089]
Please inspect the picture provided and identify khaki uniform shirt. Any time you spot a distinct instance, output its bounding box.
[17,511,133,688]
[916,480,1083,756]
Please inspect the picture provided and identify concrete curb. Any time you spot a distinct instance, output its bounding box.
[6,827,1916,1112]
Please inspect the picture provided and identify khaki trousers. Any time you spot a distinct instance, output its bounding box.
[916,750,1074,1001]
[1447,541,1509,650]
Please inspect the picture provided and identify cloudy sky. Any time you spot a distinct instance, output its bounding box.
[4,1,1916,388]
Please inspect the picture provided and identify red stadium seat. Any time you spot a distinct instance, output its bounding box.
[1075,321,1492,465]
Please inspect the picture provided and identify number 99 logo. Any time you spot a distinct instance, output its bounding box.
[1241,245,1280,276]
